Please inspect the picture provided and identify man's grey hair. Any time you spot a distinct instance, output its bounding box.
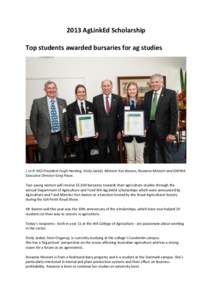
[44,80,57,89]
[101,79,113,86]
[150,74,164,81]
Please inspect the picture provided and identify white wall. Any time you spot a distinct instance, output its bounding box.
[26,57,186,118]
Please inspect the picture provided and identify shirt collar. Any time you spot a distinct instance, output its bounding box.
[153,88,162,96]
[104,93,111,99]
[77,99,86,105]
[47,96,57,102]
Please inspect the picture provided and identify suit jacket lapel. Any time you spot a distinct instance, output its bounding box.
[148,91,153,114]
[101,95,107,115]
[57,98,64,127]
[74,100,81,114]
[156,88,165,114]
[43,96,51,126]
[136,101,141,111]
[110,94,116,115]
[85,100,90,114]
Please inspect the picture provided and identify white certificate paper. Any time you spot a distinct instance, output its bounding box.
[76,114,95,138]
[124,111,144,136]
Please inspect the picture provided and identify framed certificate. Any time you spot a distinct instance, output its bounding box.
[75,114,95,139]
[124,111,145,136]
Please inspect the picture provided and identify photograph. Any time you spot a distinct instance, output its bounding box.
[26,57,186,164]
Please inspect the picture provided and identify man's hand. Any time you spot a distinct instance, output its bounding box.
[116,131,122,140]
[74,136,80,142]
[166,134,176,143]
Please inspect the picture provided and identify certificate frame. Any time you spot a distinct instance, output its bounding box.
[124,111,145,136]
[75,113,95,139]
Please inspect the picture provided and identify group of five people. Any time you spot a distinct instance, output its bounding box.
[30,74,178,164]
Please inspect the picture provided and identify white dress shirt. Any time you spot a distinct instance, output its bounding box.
[152,88,162,104]
[77,99,86,114]
[129,97,136,108]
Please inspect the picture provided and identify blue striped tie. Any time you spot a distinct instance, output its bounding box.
[50,100,60,132]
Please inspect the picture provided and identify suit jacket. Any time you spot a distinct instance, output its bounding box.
[93,93,123,140]
[30,96,69,149]
[122,100,145,143]
[144,88,178,138]
[67,100,95,137]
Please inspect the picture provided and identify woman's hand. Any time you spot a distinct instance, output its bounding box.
[144,129,147,137]
[116,131,122,140]
[74,136,80,142]
[94,132,99,139]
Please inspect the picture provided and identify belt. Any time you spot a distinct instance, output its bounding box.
[150,120,155,123]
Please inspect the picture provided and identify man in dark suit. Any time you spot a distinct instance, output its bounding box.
[93,80,123,163]
[30,81,70,163]
[144,74,178,163]
[67,84,98,163]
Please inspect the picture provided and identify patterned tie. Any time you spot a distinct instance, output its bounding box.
[150,92,158,120]
[81,102,86,114]
[105,95,110,113]
[130,100,136,110]
[50,100,60,132]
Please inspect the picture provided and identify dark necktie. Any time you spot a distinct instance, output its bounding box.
[81,102,86,114]
[130,100,136,110]
[105,95,110,113]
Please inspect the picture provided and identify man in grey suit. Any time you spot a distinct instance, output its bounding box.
[144,74,178,163]
[30,81,70,163]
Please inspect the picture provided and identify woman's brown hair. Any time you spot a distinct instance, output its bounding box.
[75,84,87,95]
